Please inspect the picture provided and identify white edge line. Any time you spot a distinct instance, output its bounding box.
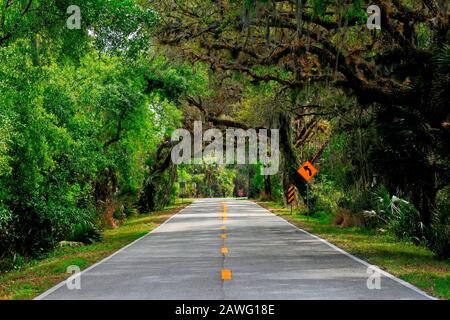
[253,201,437,300]
[34,201,195,300]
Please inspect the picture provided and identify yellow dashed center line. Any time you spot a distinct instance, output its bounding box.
[220,202,232,281]
[221,269,232,281]
[222,202,228,221]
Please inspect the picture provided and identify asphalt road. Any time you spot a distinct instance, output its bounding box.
[37,199,433,300]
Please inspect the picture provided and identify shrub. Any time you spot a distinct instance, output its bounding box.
[0,254,26,272]
[370,185,424,242]
[0,204,14,258]
[0,199,101,257]
[367,185,449,258]
[337,188,373,216]
[371,185,391,225]
[113,206,126,221]
[388,197,425,244]
[309,176,342,215]
[427,198,450,259]
[124,204,138,217]
[68,221,102,245]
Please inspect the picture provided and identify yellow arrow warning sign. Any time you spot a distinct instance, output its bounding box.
[297,161,318,182]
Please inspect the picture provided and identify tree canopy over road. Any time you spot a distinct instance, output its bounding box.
[0,0,449,268]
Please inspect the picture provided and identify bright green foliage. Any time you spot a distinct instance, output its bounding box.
[177,164,236,198]
[0,1,198,259]
[0,46,184,256]
[251,164,264,195]
[0,0,158,59]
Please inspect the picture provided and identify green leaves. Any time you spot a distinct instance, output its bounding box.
[88,0,159,58]
[312,0,328,17]
[0,0,203,258]
[0,113,14,177]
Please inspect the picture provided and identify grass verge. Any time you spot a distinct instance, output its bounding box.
[0,200,193,300]
[257,200,450,300]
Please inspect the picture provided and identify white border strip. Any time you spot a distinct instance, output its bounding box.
[253,201,437,300]
[34,202,195,300]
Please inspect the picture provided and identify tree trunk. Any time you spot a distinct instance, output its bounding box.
[278,113,308,203]
[264,175,271,198]
[412,180,437,229]
[138,140,175,213]
[31,34,40,66]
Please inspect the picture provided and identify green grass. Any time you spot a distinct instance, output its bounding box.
[0,199,192,300]
[4,198,447,300]
[257,200,450,300]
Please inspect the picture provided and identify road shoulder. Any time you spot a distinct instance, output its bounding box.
[256,200,448,300]
[0,201,191,300]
